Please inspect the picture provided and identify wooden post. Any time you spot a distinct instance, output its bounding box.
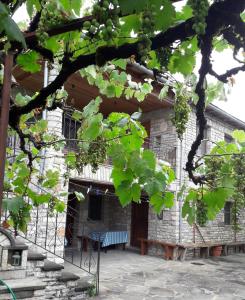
[0,53,13,218]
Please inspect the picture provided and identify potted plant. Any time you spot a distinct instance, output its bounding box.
[211,245,222,256]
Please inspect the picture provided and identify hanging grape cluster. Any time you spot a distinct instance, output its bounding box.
[205,156,224,189]
[196,199,208,227]
[156,47,172,69]
[37,1,69,44]
[83,0,120,43]
[231,154,245,230]
[188,0,209,35]
[171,96,191,140]
[137,4,156,63]
[76,137,108,173]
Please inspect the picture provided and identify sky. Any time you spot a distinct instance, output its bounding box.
[13,3,245,122]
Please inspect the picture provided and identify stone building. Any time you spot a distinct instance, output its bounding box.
[9,62,245,261]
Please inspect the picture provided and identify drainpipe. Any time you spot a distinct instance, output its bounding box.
[39,61,49,175]
[178,139,183,243]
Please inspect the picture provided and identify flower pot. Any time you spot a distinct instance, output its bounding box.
[2,220,10,229]
[211,245,222,256]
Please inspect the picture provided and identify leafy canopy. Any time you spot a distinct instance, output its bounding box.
[0,0,244,231]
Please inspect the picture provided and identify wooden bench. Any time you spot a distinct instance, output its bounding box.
[139,238,178,260]
[176,242,231,261]
[223,241,245,256]
[176,243,214,261]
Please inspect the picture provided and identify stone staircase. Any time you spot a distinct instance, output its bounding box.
[0,246,94,299]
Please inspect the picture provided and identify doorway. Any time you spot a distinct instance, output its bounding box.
[130,201,149,248]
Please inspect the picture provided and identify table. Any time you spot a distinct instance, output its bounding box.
[89,231,128,249]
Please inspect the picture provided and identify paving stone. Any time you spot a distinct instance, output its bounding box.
[64,251,245,300]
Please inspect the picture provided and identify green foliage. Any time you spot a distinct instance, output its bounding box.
[188,0,209,35]
[0,2,26,47]
[17,51,41,73]
[183,130,245,229]
[2,0,243,233]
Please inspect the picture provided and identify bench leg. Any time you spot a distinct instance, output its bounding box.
[140,241,147,255]
[200,247,209,258]
[172,247,178,261]
[164,246,171,260]
[223,245,228,256]
[179,248,187,261]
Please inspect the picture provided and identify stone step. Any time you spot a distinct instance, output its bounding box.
[27,250,46,262]
[75,277,94,293]
[41,259,64,272]
[0,278,45,299]
[0,269,27,280]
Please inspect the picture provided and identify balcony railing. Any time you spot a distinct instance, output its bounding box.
[62,112,176,169]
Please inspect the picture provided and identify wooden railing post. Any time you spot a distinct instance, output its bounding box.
[0,53,13,218]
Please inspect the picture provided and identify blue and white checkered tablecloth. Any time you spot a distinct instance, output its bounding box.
[89,231,128,248]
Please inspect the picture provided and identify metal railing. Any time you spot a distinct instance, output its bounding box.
[1,191,101,294]
[62,112,177,169]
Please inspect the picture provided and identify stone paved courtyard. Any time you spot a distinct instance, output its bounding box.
[65,250,245,300]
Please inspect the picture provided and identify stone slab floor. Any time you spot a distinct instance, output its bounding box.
[65,250,245,300]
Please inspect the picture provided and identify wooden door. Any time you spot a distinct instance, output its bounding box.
[130,201,149,247]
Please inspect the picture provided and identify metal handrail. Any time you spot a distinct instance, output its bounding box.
[0,279,17,300]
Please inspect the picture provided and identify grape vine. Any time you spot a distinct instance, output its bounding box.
[231,154,245,231]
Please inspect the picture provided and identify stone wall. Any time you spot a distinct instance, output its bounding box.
[179,110,243,244]
[142,108,180,245]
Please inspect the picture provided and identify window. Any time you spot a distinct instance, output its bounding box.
[62,113,81,150]
[88,194,103,221]
[224,202,232,225]
[224,134,233,144]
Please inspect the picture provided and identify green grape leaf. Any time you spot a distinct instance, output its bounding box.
[26,0,41,17]
[65,152,76,168]
[118,0,148,15]
[0,4,26,47]
[54,200,66,212]
[74,191,85,201]
[120,14,141,34]
[153,0,175,31]
[42,170,59,188]
[232,130,245,143]
[164,191,174,208]
[80,113,103,141]
[131,183,141,202]
[112,59,127,70]
[142,149,156,170]
[17,51,41,73]
[111,167,134,188]
[116,181,132,206]
[3,196,25,214]
[82,97,102,118]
